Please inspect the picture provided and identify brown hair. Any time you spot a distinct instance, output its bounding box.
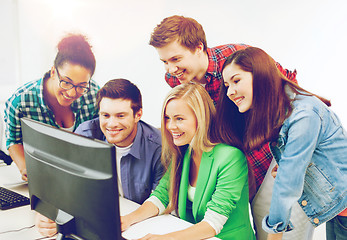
[149,15,207,52]
[54,33,96,76]
[96,79,142,115]
[216,47,331,151]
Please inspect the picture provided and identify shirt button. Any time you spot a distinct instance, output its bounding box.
[301,200,308,206]
[313,218,319,224]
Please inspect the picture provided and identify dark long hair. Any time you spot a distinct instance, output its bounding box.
[215,47,330,151]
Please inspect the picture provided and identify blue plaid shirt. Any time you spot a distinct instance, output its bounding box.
[4,72,100,149]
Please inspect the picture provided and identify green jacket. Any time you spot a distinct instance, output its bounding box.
[152,143,255,240]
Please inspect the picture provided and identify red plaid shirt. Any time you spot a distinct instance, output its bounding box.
[246,143,273,195]
[165,44,298,104]
[165,44,298,195]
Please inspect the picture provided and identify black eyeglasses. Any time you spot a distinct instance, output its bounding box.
[55,68,90,94]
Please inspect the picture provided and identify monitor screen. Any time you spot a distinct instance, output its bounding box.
[21,117,123,240]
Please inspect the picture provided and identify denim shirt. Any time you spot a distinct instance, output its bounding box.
[74,118,165,204]
[262,92,347,233]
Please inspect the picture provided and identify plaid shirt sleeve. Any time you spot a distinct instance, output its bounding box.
[4,94,23,148]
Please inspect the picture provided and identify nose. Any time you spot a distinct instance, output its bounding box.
[65,87,78,98]
[166,119,176,131]
[226,85,236,99]
[167,63,178,74]
[107,116,119,128]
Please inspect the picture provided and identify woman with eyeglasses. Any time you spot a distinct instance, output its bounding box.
[4,33,100,182]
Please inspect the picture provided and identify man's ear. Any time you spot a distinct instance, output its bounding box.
[134,108,143,122]
[196,42,205,54]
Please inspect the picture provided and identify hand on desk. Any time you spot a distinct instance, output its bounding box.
[20,168,28,181]
[35,212,57,237]
[121,215,133,232]
[8,144,28,181]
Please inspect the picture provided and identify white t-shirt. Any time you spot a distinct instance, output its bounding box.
[115,143,133,197]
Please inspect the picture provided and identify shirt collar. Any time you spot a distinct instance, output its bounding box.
[110,121,143,160]
[128,121,143,160]
[205,47,219,82]
[39,70,87,113]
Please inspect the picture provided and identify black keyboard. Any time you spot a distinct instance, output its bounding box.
[0,186,30,210]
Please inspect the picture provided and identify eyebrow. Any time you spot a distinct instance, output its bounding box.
[99,111,128,115]
[60,74,89,85]
[229,73,240,80]
[164,114,183,118]
[160,55,181,62]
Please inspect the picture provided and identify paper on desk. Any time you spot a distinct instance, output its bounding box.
[122,214,192,239]
[122,214,221,240]
[0,163,27,187]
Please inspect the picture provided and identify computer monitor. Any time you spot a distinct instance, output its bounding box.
[21,117,123,240]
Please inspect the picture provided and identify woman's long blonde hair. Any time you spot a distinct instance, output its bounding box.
[161,82,217,214]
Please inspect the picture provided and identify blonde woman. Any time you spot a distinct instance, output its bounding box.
[121,82,255,240]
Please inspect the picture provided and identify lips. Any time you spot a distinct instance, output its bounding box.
[171,132,183,139]
[233,96,244,106]
[107,129,122,136]
[62,93,75,100]
[174,70,185,79]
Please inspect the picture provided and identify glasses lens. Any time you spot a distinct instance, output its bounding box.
[76,86,89,94]
[59,80,73,90]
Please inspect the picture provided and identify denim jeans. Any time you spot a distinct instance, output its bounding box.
[326,215,347,240]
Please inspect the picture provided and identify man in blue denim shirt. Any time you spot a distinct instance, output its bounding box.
[75,78,164,204]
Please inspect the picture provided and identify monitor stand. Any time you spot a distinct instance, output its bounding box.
[55,210,80,240]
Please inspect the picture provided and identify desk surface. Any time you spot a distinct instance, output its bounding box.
[0,164,219,240]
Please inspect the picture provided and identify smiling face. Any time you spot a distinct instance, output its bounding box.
[156,40,207,84]
[99,98,142,147]
[222,62,253,113]
[52,63,91,107]
[165,98,197,146]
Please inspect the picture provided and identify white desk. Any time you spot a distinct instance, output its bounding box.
[0,164,219,240]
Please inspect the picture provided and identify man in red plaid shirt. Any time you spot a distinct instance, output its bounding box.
[149,15,297,105]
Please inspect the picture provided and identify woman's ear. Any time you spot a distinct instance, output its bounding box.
[50,66,56,78]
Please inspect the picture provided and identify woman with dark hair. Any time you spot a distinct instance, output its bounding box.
[121,82,255,240]
[216,47,347,240]
[4,33,100,182]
